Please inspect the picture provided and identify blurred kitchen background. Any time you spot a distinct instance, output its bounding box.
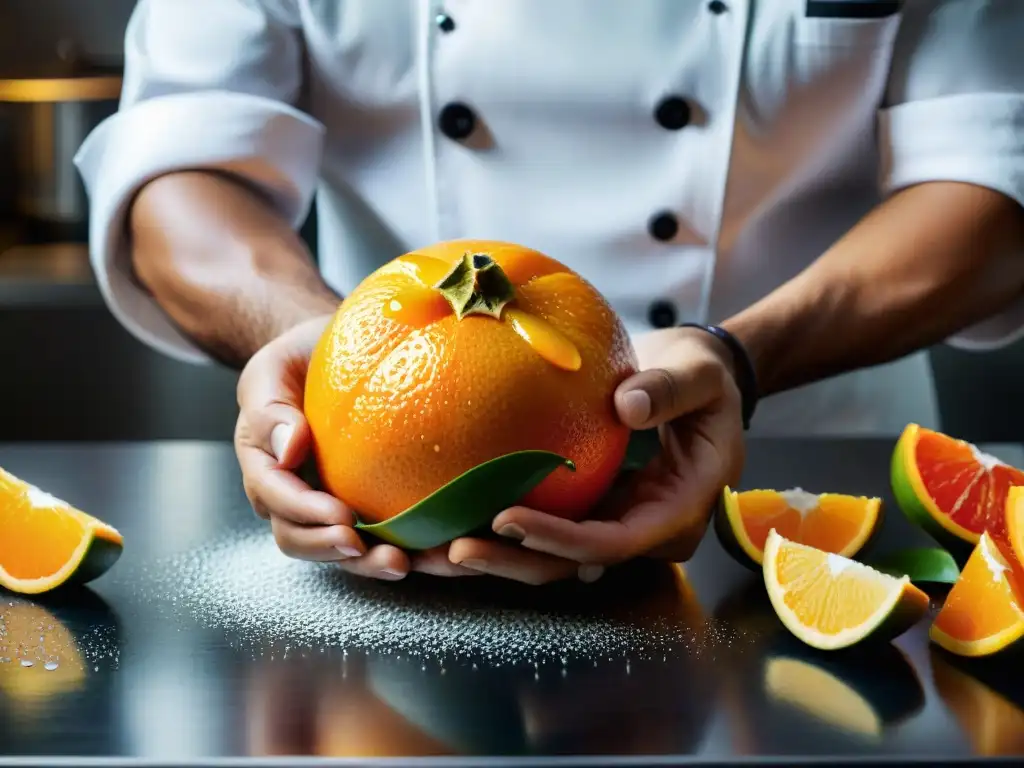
[0,0,1020,442]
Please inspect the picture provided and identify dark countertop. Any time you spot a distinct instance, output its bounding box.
[2,439,1024,767]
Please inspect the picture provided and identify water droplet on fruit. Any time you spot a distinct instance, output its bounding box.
[433,444,440,453]
[44,661,58,671]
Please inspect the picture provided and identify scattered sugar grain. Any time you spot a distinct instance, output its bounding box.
[148,524,735,666]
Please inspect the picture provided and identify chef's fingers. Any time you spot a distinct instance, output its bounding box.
[495,502,711,566]
[516,368,743,564]
[237,386,311,471]
[236,315,331,470]
[491,507,634,565]
[409,547,485,577]
[448,538,600,585]
[336,544,411,581]
[493,426,725,565]
[614,354,724,430]
[492,455,698,564]
[270,516,367,561]
[237,424,352,526]
[615,327,736,431]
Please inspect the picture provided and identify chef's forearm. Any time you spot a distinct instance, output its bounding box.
[722,182,1024,397]
[129,171,341,368]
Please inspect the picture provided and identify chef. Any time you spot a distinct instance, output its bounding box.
[76,0,1024,585]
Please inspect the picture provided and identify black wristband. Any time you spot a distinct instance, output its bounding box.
[677,323,759,430]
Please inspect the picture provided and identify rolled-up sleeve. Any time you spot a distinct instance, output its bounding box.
[74,0,325,364]
[878,0,1024,350]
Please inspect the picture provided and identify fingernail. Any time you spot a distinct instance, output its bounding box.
[497,524,526,541]
[619,390,651,424]
[270,423,294,462]
[379,568,405,580]
[335,546,361,559]
[578,564,605,583]
[457,559,488,572]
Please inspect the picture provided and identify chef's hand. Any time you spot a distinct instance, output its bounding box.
[234,315,480,581]
[457,327,745,582]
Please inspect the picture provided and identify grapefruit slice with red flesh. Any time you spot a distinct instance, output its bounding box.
[891,424,1024,558]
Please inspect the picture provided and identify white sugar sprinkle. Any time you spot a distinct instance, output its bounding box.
[779,488,820,516]
[146,525,731,666]
[980,535,1009,582]
[826,553,854,576]
[25,484,65,509]
[971,445,1006,472]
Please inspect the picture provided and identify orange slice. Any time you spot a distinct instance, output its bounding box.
[930,532,1024,657]
[892,424,1024,555]
[763,530,929,651]
[715,486,881,569]
[0,466,123,594]
[1005,486,1024,573]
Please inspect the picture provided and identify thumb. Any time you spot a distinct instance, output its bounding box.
[265,407,311,470]
[237,398,312,472]
[237,318,328,470]
[614,359,724,429]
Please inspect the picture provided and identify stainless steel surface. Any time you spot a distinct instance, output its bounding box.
[2,439,1023,766]
[0,72,120,236]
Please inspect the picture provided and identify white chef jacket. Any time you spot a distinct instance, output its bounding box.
[74,0,1024,437]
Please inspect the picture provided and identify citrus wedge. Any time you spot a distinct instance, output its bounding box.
[763,530,929,651]
[892,424,1024,555]
[1005,485,1024,572]
[0,466,123,594]
[715,486,881,569]
[930,532,1024,657]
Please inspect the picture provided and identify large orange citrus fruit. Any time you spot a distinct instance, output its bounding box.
[304,240,637,525]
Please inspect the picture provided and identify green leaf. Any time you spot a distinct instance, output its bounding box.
[621,428,661,472]
[356,450,574,551]
[869,547,960,585]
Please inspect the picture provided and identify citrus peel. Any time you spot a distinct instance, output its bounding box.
[763,530,929,651]
[0,466,122,594]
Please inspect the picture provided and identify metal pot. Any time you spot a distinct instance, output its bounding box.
[0,68,121,242]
